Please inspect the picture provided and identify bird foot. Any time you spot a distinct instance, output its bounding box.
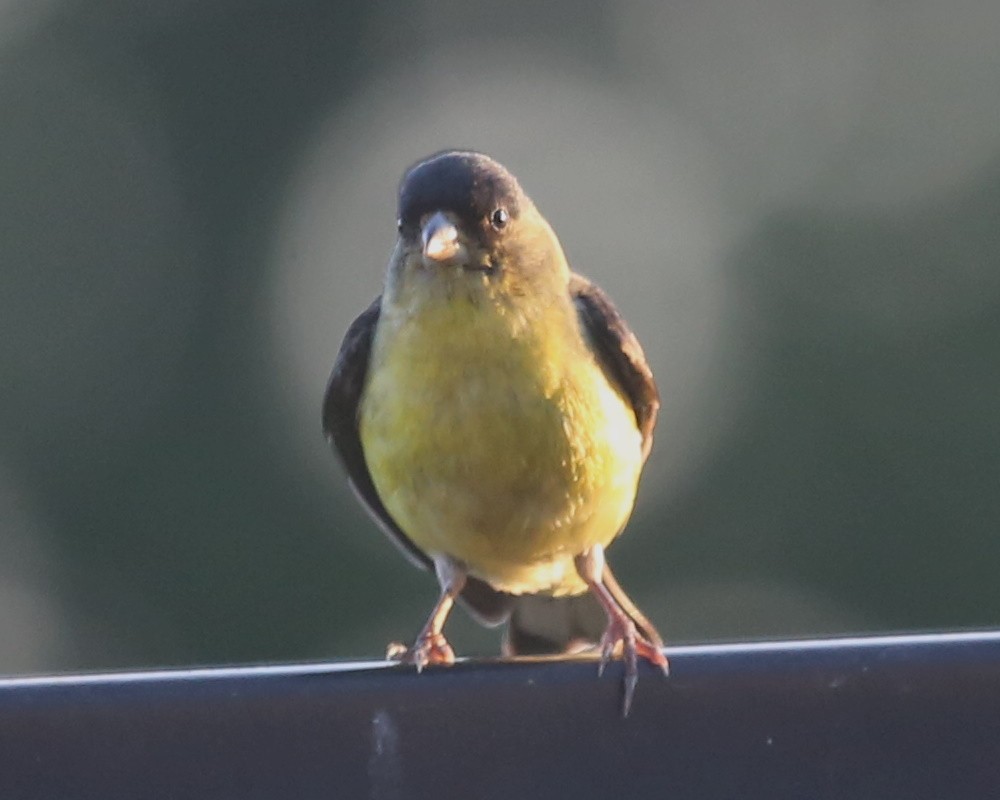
[386,632,455,672]
[598,616,669,716]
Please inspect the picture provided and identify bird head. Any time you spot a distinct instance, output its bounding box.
[388,151,569,304]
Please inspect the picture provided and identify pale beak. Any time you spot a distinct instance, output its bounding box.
[421,212,465,266]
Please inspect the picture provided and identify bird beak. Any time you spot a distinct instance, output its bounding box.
[421,212,465,266]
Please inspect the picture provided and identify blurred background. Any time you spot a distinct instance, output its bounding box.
[2,0,999,675]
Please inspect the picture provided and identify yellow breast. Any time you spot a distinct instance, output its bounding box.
[359,289,643,595]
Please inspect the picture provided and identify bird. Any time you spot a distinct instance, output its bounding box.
[323,150,667,714]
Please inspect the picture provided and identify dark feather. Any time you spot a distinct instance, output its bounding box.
[398,151,523,232]
[569,273,660,460]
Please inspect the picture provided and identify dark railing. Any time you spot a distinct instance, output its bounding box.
[2,631,999,799]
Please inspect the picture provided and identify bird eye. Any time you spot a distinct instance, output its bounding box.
[490,207,509,230]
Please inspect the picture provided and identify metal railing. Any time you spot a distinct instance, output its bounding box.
[2,631,999,799]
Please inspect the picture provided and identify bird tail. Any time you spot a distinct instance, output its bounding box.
[503,593,605,655]
[503,565,662,655]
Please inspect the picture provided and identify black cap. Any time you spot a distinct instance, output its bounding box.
[398,151,524,231]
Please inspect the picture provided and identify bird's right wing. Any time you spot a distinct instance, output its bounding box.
[322,296,431,571]
[322,295,513,625]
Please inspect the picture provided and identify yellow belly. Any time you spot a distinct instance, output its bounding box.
[359,295,643,595]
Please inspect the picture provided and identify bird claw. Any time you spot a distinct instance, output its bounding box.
[597,616,669,716]
[386,632,455,672]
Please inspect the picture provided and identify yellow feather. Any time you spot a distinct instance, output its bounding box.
[360,273,642,595]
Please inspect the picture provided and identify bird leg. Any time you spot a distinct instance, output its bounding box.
[387,555,467,671]
[574,545,669,716]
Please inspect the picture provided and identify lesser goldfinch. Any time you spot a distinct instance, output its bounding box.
[323,150,667,714]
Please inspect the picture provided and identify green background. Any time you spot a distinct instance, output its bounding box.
[2,0,998,674]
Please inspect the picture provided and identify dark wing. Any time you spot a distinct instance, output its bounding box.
[323,296,429,570]
[569,273,660,460]
[506,275,661,656]
[322,296,513,625]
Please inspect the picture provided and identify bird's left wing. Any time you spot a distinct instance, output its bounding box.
[505,275,662,656]
[569,274,660,461]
